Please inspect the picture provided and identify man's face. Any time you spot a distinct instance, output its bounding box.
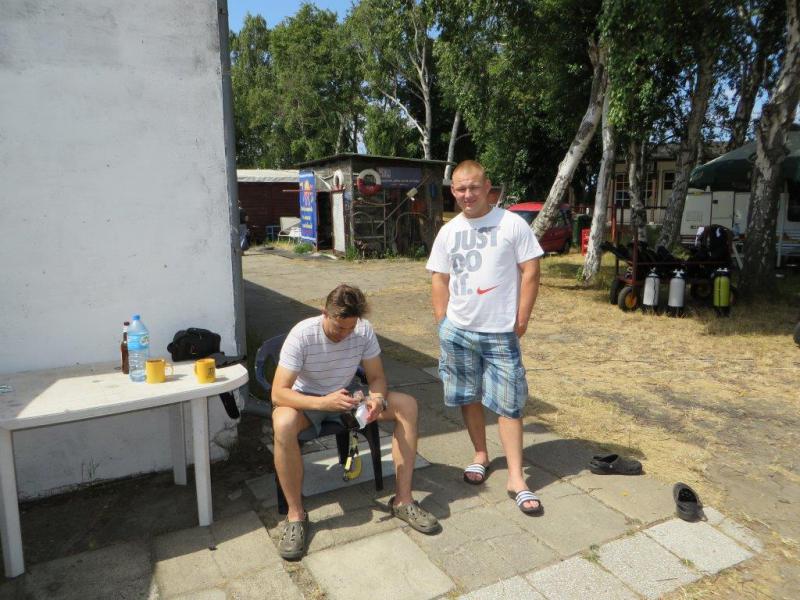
[452,169,492,219]
[322,312,358,343]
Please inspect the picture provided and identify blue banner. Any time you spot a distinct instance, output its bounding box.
[298,171,317,244]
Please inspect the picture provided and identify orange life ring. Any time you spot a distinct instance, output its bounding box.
[356,168,382,196]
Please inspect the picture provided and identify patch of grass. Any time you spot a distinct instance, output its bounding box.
[293,242,313,254]
[583,544,601,563]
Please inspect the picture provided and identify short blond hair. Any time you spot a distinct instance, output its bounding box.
[452,160,486,181]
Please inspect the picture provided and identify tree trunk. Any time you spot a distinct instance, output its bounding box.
[658,49,716,249]
[583,91,615,285]
[444,110,461,181]
[727,49,767,151]
[739,0,800,299]
[533,39,607,239]
[627,139,647,241]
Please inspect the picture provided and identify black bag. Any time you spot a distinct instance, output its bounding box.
[167,328,221,362]
[167,328,243,419]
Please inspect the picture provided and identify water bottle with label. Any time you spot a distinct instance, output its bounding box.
[127,314,150,382]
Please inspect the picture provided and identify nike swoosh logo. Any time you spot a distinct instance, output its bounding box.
[476,285,499,295]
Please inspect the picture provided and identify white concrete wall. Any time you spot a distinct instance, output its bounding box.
[0,1,243,498]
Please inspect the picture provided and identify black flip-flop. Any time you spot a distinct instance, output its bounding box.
[673,482,703,521]
[589,454,643,475]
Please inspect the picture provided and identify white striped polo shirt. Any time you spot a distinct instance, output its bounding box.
[279,315,381,395]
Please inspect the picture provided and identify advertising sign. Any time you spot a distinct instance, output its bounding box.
[298,170,317,244]
[376,166,422,189]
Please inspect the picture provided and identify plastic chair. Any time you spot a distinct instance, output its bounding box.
[254,334,384,514]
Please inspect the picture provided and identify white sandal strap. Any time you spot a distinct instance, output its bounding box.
[515,491,540,506]
[464,463,487,475]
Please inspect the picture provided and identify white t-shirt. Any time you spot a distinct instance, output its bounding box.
[279,315,381,395]
[426,207,543,332]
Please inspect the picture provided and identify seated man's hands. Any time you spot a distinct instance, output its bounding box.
[364,395,384,423]
[321,388,359,412]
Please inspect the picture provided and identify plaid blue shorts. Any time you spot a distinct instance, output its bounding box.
[437,318,528,419]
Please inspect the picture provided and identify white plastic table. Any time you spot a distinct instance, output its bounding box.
[0,361,248,578]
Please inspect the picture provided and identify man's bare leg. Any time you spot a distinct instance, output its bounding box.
[498,415,539,511]
[461,402,490,482]
[378,391,418,505]
[272,407,312,521]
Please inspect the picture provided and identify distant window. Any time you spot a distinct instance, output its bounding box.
[614,173,630,207]
[663,171,675,191]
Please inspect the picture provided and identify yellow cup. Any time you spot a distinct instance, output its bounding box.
[194,358,216,384]
[145,358,173,384]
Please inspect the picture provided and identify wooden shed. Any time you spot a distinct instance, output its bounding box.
[293,154,450,256]
[236,169,299,242]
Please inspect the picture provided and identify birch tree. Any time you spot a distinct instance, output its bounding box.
[658,48,718,248]
[739,0,800,298]
[582,90,616,284]
[532,37,608,239]
[349,0,436,159]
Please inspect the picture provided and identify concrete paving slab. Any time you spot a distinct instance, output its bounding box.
[226,564,304,600]
[411,463,486,517]
[14,541,153,600]
[304,529,453,600]
[171,590,226,600]
[416,429,494,469]
[408,506,556,591]
[459,576,546,600]
[703,507,764,552]
[645,519,753,574]
[597,532,700,599]
[153,526,225,597]
[569,472,675,524]
[210,511,281,578]
[495,481,630,557]
[383,356,440,386]
[525,556,638,600]
[247,438,429,507]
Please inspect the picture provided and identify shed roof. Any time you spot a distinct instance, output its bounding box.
[293,153,453,168]
[237,169,300,183]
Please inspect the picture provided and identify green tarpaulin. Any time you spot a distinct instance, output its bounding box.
[689,130,800,191]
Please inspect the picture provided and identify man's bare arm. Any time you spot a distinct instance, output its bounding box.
[516,258,540,337]
[431,272,451,322]
[271,366,357,412]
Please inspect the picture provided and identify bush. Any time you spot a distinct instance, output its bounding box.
[293,242,313,255]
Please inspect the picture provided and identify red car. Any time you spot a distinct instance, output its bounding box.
[507,202,573,254]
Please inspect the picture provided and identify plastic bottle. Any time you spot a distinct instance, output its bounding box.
[127,314,150,382]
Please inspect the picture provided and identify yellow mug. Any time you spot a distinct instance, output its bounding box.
[145,358,173,384]
[194,358,216,384]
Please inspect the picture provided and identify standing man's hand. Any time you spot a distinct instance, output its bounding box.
[515,319,529,338]
[431,272,451,323]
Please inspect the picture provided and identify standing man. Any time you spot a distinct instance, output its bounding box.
[271,284,440,560]
[427,160,544,514]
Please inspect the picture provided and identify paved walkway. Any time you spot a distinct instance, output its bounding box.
[0,359,761,600]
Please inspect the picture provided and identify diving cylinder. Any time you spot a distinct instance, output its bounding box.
[712,267,731,316]
[643,268,660,312]
[667,269,686,317]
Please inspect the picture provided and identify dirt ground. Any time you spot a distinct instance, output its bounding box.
[243,247,800,599]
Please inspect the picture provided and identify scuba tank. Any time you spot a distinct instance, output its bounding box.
[667,269,686,317]
[643,268,660,313]
[712,267,731,317]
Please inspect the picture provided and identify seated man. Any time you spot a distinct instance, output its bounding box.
[271,284,440,560]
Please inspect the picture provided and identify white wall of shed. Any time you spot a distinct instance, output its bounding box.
[0,1,243,498]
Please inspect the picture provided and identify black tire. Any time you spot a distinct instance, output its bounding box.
[690,280,712,301]
[609,279,623,305]
[617,286,640,311]
[794,321,800,346]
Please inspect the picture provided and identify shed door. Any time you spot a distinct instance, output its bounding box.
[332,191,346,253]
